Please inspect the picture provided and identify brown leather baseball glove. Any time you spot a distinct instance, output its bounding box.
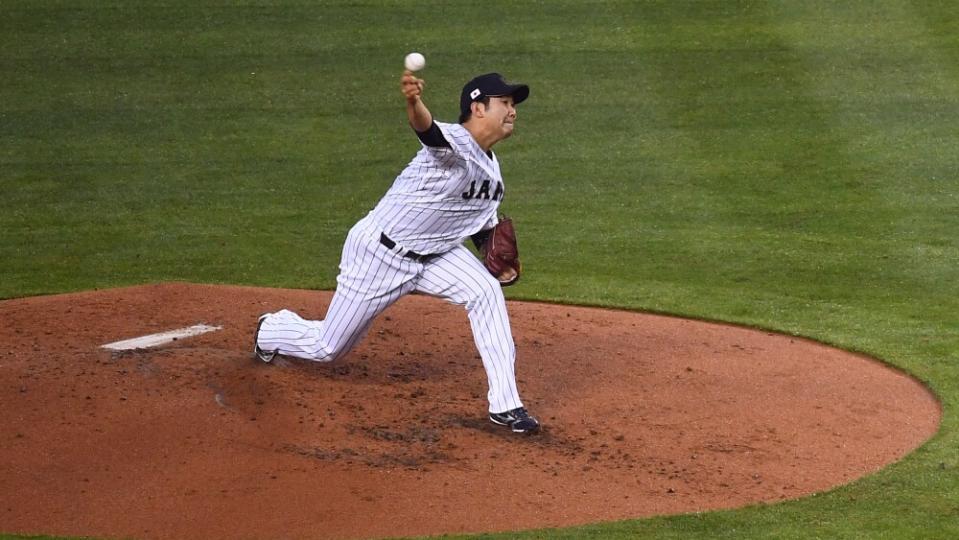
[476,217,521,287]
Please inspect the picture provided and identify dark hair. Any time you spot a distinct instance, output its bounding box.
[458,96,490,124]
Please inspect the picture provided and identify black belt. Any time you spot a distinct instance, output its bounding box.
[379,233,437,263]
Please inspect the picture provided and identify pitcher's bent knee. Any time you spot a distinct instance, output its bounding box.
[465,273,508,313]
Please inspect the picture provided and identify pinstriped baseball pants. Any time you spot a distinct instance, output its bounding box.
[256,216,524,414]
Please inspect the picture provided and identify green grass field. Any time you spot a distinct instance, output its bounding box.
[3,1,958,538]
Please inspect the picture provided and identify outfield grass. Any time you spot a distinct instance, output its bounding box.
[3,1,958,539]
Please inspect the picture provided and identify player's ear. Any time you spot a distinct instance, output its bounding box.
[471,101,487,118]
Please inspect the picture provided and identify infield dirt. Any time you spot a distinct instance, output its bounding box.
[0,283,941,539]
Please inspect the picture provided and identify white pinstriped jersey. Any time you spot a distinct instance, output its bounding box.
[257,113,528,414]
[366,121,503,254]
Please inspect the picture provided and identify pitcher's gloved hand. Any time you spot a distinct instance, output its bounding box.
[474,217,521,287]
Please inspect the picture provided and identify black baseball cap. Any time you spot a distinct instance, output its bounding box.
[459,73,530,118]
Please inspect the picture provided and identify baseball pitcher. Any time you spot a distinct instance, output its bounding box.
[253,68,539,433]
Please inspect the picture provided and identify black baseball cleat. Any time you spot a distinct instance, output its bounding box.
[489,407,540,433]
[253,313,277,363]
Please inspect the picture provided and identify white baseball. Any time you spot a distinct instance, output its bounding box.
[404,52,426,72]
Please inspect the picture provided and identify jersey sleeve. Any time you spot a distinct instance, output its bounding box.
[435,121,475,158]
[414,121,451,148]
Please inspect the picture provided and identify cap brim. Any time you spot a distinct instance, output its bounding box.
[510,84,529,105]
[491,83,529,105]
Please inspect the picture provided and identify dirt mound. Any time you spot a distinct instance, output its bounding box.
[0,283,940,539]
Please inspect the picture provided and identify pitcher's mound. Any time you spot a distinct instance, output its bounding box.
[0,283,940,540]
